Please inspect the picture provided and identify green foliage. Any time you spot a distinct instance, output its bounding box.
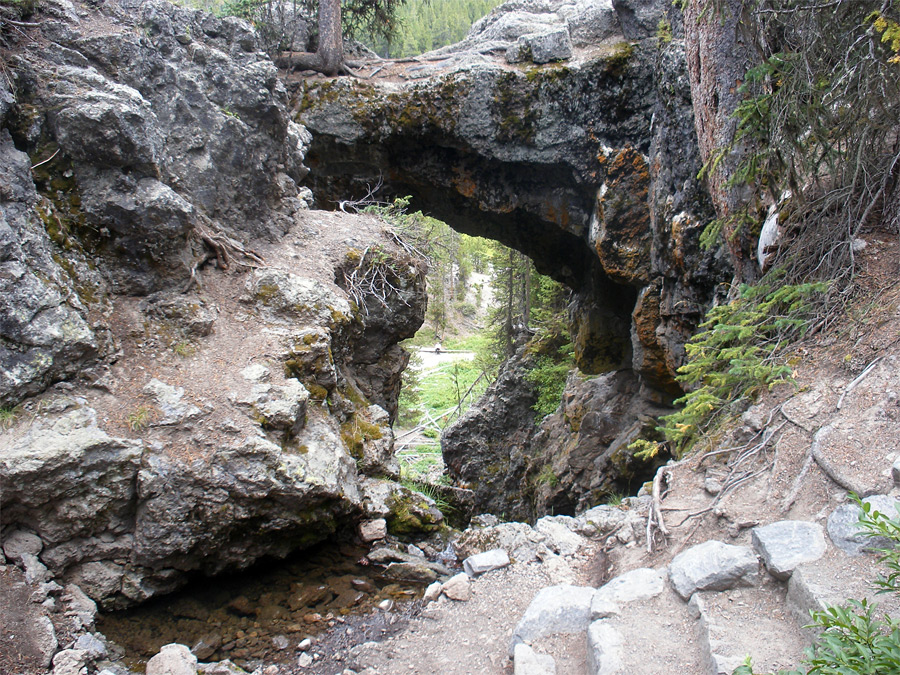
[525,339,574,420]
[172,341,195,358]
[656,17,672,43]
[0,406,18,430]
[661,274,826,455]
[399,467,451,513]
[736,499,900,675]
[534,464,559,487]
[359,0,503,57]
[629,438,664,462]
[213,0,406,53]
[703,0,900,291]
[127,406,153,432]
[368,196,491,341]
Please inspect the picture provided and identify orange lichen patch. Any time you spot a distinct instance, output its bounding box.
[452,167,478,199]
[631,281,680,394]
[544,200,571,229]
[593,146,652,284]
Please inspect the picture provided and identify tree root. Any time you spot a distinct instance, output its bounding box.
[184,220,265,293]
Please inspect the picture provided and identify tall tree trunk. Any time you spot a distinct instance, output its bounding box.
[274,0,344,75]
[317,0,343,76]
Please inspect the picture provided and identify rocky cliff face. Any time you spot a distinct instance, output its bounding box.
[0,0,439,610]
[294,0,731,517]
[297,0,731,395]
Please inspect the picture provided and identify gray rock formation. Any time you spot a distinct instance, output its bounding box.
[299,0,727,391]
[668,541,759,600]
[0,133,106,407]
[441,348,539,520]
[510,584,595,656]
[463,549,511,576]
[296,0,727,519]
[827,495,900,556]
[0,0,431,613]
[751,521,827,579]
[586,620,624,675]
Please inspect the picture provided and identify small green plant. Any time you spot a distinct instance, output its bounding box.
[534,464,559,487]
[660,273,826,456]
[606,491,625,506]
[127,406,153,432]
[628,438,663,462]
[0,406,18,430]
[656,18,673,43]
[399,470,452,514]
[172,341,195,358]
[736,498,900,675]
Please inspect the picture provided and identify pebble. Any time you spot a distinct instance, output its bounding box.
[298,652,313,668]
[298,638,313,651]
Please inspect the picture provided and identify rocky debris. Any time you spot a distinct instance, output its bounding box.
[513,643,557,675]
[358,519,388,543]
[509,585,595,656]
[463,549,511,577]
[667,541,759,600]
[423,581,443,603]
[146,643,198,675]
[586,619,623,675]
[826,495,899,556]
[50,649,90,675]
[534,517,588,556]
[442,573,472,601]
[143,379,204,426]
[592,567,663,606]
[751,521,827,580]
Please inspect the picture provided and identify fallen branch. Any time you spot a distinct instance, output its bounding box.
[646,466,671,553]
[836,356,882,410]
[31,147,60,170]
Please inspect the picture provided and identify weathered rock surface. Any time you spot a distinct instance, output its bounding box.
[146,643,198,675]
[592,567,663,605]
[827,495,900,556]
[514,643,557,675]
[586,619,623,675]
[463,549,511,576]
[510,585,595,656]
[0,0,432,613]
[752,521,827,579]
[668,541,759,600]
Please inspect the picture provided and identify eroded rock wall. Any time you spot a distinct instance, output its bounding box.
[295,0,732,517]
[297,0,730,392]
[0,0,436,611]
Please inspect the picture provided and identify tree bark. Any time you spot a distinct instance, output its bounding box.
[274,0,344,76]
[684,0,760,282]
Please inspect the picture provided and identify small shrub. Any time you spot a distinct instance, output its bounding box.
[660,273,826,456]
[534,464,559,487]
[172,341,195,358]
[0,406,18,430]
[127,406,153,432]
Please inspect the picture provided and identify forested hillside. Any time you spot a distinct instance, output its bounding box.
[361,0,503,57]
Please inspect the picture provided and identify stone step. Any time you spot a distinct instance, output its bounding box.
[589,582,705,674]
[691,581,806,675]
[787,547,900,642]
